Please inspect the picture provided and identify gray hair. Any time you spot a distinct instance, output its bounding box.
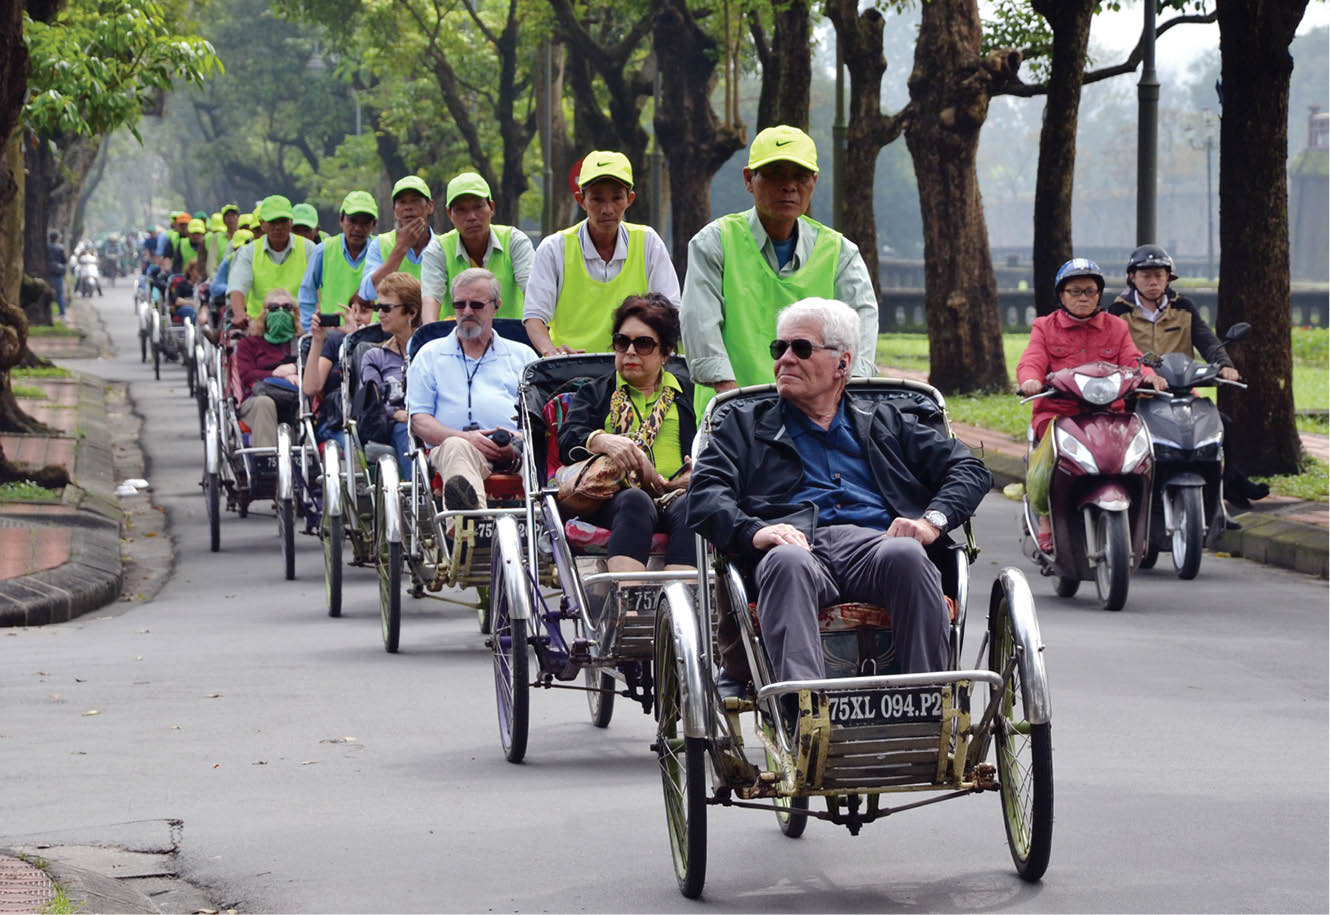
[450,266,500,305]
[775,297,858,365]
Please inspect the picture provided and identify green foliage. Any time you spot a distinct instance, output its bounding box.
[0,481,63,501]
[1292,328,1328,368]
[1255,456,1329,501]
[23,0,222,140]
[12,383,47,399]
[26,324,82,337]
[13,365,73,378]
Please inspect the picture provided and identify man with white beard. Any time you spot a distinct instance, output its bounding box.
[406,266,538,511]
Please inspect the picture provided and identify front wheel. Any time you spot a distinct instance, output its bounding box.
[989,576,1054,882]
[376,486,402,653]
[324,513,344,618]
[278,497,295,580]
[1054,577,1079,598]
[206,471,220,553]
[1170,487,1204,580]
[152,339,160,380]
[585,667,616,729]
[489,540,529,763]
[766,748,809,838]
[1092,509,1131,612]
[139,330,147,363]
[655,602,707,899]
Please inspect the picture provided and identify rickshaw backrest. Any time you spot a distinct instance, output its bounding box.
[520,353,690,485]
[341,324,391,397]
[405,318,532,361]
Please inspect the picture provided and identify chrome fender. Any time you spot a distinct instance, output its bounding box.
[990,568,1052,726]
[137,301,151,332]
[322,438,342,519]
[1077,481,1131,513]
[205,414,219,474]
[276,423,294,501]
[150,309,161,345]
[661,581,709,739]
[493,515,531,622]
[183,319,196,357]
[376,453,403,545]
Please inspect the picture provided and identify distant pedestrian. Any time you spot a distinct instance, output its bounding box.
[47,230,68,317]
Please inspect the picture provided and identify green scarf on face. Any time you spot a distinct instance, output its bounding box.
[264,309,295,344]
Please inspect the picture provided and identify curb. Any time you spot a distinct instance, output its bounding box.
[0,373,124,627]
[977,452,1328,580]
[0,849,159,915]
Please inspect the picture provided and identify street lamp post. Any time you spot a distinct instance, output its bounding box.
[1136,0,1159,246]
[832,37,845,231]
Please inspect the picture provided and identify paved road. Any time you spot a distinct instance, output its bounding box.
[2,288,1326,912]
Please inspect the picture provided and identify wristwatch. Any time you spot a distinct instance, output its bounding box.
[922,510,948,532]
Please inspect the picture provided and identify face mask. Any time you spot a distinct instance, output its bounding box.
[264,309,295,344]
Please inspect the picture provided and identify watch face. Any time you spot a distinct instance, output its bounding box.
[924,511,946,529]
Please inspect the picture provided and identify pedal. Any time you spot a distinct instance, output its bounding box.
[722,696,754,713]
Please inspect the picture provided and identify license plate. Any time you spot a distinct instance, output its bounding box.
[472,519,525,543]
[825,686,944,727]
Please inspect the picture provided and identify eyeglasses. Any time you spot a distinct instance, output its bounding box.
[454,299,492,312]
[266,302,294,312]
[376,302,402,315]
[1062,287,1100,300]
[769,338,838,360]
[611,333,659,355]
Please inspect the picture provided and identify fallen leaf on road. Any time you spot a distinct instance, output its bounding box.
[206,692,222,699]
[71,750,86,755]
[193,908,218,914]
[299,760,318,766]
[137,629,150,634]
[135,656,143,661]
[171,725,181,730]
[83,709,100,716]
[319,737,357,744]
[212,764,220,768]
[144,532,157,538]
[252,761,267,766]
[74,678,85,683]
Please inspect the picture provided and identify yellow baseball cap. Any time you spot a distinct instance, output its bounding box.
[445,172,492,207]
[577,151,633,190]
[231,229,254,250]
[220,203,240,216]
[187,218,206,234]
[391,175,432,201]
[207,213,224,232]
[258,194,294,222]
[237,213,255,230]
[747,125,819,173]
[339,190,378,219]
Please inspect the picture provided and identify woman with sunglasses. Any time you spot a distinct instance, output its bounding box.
[359,272,424,477]
[235,289,301,449]
[557,294,697,573]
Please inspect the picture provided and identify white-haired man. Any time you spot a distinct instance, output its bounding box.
[686,298,990,711]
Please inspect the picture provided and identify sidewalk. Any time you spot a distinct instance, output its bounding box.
[0,304,124,626]
[879,366,1329,579]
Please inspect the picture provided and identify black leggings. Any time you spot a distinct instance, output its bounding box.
[579,486,696,566]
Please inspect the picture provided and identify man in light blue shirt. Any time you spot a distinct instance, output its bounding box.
[407,266,537,511]
[298,190,379,329]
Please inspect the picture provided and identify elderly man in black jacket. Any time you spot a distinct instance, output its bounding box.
[687,298,991,687]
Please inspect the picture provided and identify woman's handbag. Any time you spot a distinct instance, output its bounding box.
[555,384,676,516]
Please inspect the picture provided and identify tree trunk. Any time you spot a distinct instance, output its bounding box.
[904,0,1016,394]
[70,134,109,244]
[22,130,51,280]
[652,0,746,275]
[1214,0,1308,476]
[749,0,812,131]
[1029,0,1095,317]
[533,40,577,229]
[825,2,909,302]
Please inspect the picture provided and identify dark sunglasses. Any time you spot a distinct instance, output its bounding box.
[376,302,402,315]
[611,333,659,355]
[266,301,294,312]
[769,338,838,360]
[454,299,492,312]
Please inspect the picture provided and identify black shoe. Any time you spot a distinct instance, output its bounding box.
[1225,516,1243,531]
[443,475,480,511]
[1226,488,1252,510]
[1244,479,1270,501]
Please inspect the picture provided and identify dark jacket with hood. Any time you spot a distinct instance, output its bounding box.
[1107,287,1233,367]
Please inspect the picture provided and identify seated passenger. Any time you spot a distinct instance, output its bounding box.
[360,272,424,477]
[235,289,300,450]
[1017,258,1166,552]
[407,266,538,511]
[302,293,375,443]
[687,297,990,690]
[557,294,697,574]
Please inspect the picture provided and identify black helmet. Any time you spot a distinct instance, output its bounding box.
[1054,257,1105,295]
[1126,244,1177,280]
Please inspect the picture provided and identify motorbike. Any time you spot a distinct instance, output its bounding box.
[75,253,101,298]
[1020,361,1155,612]
[1136,322,1251,580]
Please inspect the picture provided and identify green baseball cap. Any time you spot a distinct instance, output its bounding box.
[193,210,207,220]
[577,151,633,190]
[237,213,255,230]
[231,229,254,250]
[445,171,492,207]
[258,194,294,222]
[220,203,240,216]
[391,175,432,202]
[339,190,378,219]
[207,213,224,232]
[747,124,819,173]
[291,203,320,229]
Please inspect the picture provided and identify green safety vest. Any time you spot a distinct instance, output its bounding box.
[245,239,310,319]
[376,231,423,280]
[319,234,370,313]
[179,237,200,272]
[550,220,648,354]
[695,212,840,417]
[436,225,523,320]
[206,232,227,273]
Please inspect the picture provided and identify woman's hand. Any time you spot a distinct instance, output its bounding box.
[590,432,655,482]
[1145,374,1168,391]
[1219,366,1240,382]
[272,362,297,379]
[1019,379,1043,396]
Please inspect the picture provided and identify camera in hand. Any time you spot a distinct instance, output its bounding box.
[462,424,512,447]
[320,312,342,327]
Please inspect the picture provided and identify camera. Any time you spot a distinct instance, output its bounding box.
[462,424,512,447]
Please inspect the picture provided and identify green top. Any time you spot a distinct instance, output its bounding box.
[377,232,423,279]
[603,369,684,479]
[438,225,523,319]
[320,233,368,313]
[551,220,648,353]
[246,239,310,318]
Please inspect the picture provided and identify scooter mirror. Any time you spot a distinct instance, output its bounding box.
[1223,322,1251,344]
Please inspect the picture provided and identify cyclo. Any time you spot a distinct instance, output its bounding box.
[370,318,536,653]
[650,379,1054,898]
[486,353,697,764]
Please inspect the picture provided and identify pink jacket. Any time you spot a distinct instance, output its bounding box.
[1017,309,1149,438]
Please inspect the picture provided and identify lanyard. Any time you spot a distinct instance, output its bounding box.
[457,338,494,427]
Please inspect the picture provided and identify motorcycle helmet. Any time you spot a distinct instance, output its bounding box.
[1126,243,1177,281]
[1054,257,1105,295]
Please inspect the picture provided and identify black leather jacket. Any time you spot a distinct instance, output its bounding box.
[686,391,991,568]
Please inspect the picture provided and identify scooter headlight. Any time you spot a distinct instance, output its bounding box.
[1123,425,1153,473]
[1054,425,1099,474]
[1075,371,1121,406]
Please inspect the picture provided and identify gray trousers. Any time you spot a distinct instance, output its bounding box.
[754,524,949,683]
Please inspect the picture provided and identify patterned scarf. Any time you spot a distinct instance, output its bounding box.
[607,379,675,487]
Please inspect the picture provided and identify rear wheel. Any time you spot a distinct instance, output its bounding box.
[655,603,707,899]
[1054,577,1079,598]
[766,748,809,838]
[1171,487,1204,580]
[278,497,295,580]
[152,339,160,379]
[324,513,344,618]
[206,471,220,553]
[1093,509,1131,612]
[989,587,1054,882]
[185,357,196,397]
[585,667,616,729]
[1139,544,1159,569]
[376,481,402,653]
[489,551,529,763]
[139,330,147,362]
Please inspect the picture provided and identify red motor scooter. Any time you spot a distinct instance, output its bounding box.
[1020,361,1155,612]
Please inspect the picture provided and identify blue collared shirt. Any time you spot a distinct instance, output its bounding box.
[357,230,436,302]
[405,331,538,432]
[783,400,893,530]
[299,235,373,328]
